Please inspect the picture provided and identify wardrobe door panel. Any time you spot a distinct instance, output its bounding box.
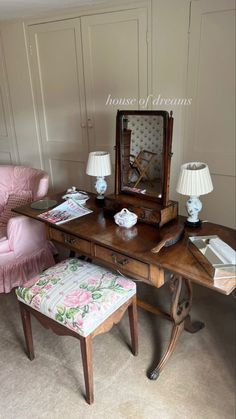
[0,35,18,164]
[28,19,89,192]
[185,0,235,175]
[81,8,148,164]
[184,0,235,227]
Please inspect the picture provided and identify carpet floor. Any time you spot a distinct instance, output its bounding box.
[0,282,235,419]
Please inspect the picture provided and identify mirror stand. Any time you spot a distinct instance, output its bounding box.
[104,110,178,227]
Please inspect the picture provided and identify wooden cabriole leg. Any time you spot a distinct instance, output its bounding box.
[149,275,204,380]
[19,302,35,361]
[128,296,138,356]
[80,335,94,405]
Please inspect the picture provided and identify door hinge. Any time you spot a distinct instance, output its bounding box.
[146,31,150,44]
[29,44,33,56]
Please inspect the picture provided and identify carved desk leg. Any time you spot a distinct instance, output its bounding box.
[149,274,204,380]
[184,315,205,334]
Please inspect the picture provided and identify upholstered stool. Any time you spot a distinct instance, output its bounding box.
[16,258,138,404]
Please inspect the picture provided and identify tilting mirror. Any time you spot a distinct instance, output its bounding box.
[105,110,178,227]
[119,112,165,201]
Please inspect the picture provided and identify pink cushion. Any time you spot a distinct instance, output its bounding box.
[16,259,136,337]
[0,191,32,224]
[0,166,49,201]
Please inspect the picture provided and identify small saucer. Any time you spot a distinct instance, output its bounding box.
[30,199,58,210]
[62,192,89,205]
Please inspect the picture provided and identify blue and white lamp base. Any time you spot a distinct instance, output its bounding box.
[185,196,202,228]
[95,176,107,200]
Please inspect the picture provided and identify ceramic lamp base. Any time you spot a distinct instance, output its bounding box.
[185,196,202,228]
[95,176,107,200]
[185,219,202,228]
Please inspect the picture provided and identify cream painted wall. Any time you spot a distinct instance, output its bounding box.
[0,32,19,164]
[0,0,190,192]
[183,0,235,228]
[0,21,42,169]
[0,0,234,228]
[151,0,190,203]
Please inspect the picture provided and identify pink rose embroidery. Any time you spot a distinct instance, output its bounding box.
[44,284,53,291]
[105,272,114,279]
[74,312,84,327]
[116,278,132,290]
[64,289,92,307]
[66,312,84,332]
[31,286,41,294]
[87,278,99,287]
[32,295,41,310]
[89,304,99,313]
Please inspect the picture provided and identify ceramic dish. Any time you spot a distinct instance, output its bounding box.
[114,208,138,228]
[62,192,89,205]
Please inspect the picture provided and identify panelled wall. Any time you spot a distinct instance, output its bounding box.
[0,21,42,169]
[0,35,18,164]
[0,0,187,194]
[0,0,235,227]
[27,8,148,192]
[184,0,235,228]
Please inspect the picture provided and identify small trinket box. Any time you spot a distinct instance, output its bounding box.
[114,208,138,228]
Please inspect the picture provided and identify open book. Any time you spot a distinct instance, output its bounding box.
[38,199,92,225]
[189,235,236,280]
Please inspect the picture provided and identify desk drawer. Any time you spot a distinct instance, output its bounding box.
[94,245,148,279]
[48,228,91,255]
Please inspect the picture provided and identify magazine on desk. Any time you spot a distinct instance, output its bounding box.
[38,199,92,225]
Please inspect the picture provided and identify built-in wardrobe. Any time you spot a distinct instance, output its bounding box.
[26,7,149,191]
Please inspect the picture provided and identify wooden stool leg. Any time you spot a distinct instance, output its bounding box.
[80,335,94,404]
[128,296,138,356]
[19,302,35,361]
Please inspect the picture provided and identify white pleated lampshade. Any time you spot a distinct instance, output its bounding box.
[86,151,111,177]
[176,162,213,196]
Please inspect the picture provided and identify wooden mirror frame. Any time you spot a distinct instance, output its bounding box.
[115,110,174,206]
[104,109,178,227]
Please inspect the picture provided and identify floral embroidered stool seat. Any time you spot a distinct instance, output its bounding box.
[16,258,138,404]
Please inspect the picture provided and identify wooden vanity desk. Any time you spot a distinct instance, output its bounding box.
[14,106,235,380]
[14,193,236,380]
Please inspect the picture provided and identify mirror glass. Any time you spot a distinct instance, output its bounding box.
[119,113,164,199]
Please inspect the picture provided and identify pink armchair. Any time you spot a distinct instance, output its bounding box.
[0,165,55,293]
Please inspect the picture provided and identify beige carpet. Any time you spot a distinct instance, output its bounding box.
[0,282,235,419]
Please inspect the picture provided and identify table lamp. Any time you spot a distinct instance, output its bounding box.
[86,151,111,200]
[176,162,213,227]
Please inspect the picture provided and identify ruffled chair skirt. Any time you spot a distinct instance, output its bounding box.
[0,246,55,293]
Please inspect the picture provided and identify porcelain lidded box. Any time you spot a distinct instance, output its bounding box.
[114,208,138,228]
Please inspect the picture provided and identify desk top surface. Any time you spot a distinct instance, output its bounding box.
[14,193,236,295]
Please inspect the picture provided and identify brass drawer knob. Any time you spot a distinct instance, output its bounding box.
[64,236,77,245]
[111,253,129,266]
